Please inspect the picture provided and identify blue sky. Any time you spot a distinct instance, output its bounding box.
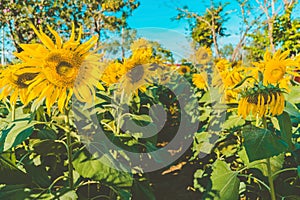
[126,0,300,60]
[126,0,243,59]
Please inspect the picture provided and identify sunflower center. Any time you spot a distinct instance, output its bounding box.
[201,53,208,59]
[128,65,144,84]
[56,61,75,78]
[15,73,38,88]
[246,92,277,105]
[265,61,285,83]
[181,68,187,73]
[44,51,82,87]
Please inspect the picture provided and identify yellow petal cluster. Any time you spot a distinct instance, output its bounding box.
[253,50,298,85]
[238,92,285,119]
[0,64,38,105]
[192,72,208,91]
[212,59,244,103]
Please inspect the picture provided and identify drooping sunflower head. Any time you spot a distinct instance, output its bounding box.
[192,72,208,91]
[0,64,38,105]
[238,84,285,119]
[13,23,103,113]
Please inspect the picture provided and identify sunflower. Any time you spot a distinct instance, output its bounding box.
[192,72,208,90]
[215,58,231,72]
[177,65,190,75]
[224,90,239,103]
[238,85,285,119]
[118,63,155,95]
[0,64,38,105]
[221,70,243,88]
[13,24,104,113]
[192,47,212,65]
[130,38,153,64]
[253,49,298,85]
[101,61,126,86]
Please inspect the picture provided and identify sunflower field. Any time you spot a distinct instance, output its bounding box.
[1,0,300,200]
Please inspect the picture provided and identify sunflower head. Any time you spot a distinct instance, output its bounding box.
[238,84,285,119]
[101,61,126,86]
[215,58,231,72]
[118,63,155,96]
[177,65,190,75]
[254,49,297,86]
[130,38,153,64]
[192,46,212,65]
[192,72,208,91]
[0,64,38,105]
[12,23,102,113]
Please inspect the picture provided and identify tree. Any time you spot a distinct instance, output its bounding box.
[175,1,229,58]
[0,0,139,52]
[244,0,298,61]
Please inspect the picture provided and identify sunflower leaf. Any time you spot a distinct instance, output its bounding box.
[72,148,133,197]
[208,159,240,200]
[0,118,35,153]
[276,111,294,151]
[0,153,31,185]
[242,125,288,162]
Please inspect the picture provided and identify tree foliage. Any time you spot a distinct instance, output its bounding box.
[0,0,139,51]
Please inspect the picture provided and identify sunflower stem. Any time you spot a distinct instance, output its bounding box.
[262,117,276,200]
[65,110,74,189]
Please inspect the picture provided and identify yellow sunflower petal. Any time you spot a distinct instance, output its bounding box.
[279,50,290,60]
[47,25,62,48]
[76,26,82,43]
[58,87,67,113]
[75,36,98,55]
[10,89,19,105]
[264,51,271,61]
[65,88,73,108]
[38,26,55,50]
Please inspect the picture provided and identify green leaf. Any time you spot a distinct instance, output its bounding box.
[0,119,35,153]
[240,149,285,176]
[242,125,288,162]
[73,149,133,196]
[0,153,31,185]
[58,190,78,200]
[36,126,57,140]
[132,177,155,200]
[130,114,153,123]
[252,154,285,177]
[210,159,240,200]
[276,112,294,151]
[0,184,30,200]
[284,101,300,119]
[32,140,66,156]
[192,132,216,159]
[221,114,245,130]
[285,86,300,104]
